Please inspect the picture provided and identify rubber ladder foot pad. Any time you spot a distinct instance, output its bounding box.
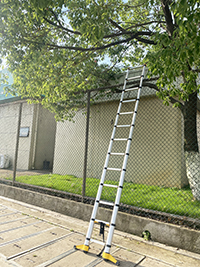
[102,252,120,265]
[74,244,89,253]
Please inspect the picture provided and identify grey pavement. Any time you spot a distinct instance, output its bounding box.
[0,196,200,267]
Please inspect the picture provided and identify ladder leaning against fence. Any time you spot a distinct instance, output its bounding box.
[75,64,146,266]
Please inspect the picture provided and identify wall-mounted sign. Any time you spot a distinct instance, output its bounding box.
[19,127,29,137]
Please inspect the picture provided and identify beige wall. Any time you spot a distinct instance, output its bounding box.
[0,102,20,167]
[53,111,86,177]
[0,101,56,171]
[18,102,35,169]
[53,96,188,188]
[33,105,56,170]
[198,111,200,149]
[0,101,35,169]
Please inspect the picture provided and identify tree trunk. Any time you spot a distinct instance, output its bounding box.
[183,92,198,153]
[182,92,200,200]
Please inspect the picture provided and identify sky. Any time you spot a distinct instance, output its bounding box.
[0,69,15,101]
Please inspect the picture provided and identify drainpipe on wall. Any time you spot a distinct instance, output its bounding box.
[13,102,22,185]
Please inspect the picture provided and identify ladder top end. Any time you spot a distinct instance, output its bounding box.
[128,64,146,70]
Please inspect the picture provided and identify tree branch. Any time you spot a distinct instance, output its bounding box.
[43,12,155,44]
[161,0,174,36]
[109,18,127,33]
[141,81,184,110]
[192,69,200,73]
[122,3,146,9]
[134,36,156,45]
[125,21,166,31]
[103,30,154,39]
[87,77,159,93]
[22,32,156,52]
[43,15,81,35]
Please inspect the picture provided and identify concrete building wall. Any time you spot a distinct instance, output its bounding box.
[0,102,19,167]
[197,111,200,149]
[33,105,56,170]
[53,111,86,177]
[17,102,35,169]
[53,96,188,188]
[0,101,56,171]
[0,101,35,169]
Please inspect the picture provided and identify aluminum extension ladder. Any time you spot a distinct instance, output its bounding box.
[75,64,146,265]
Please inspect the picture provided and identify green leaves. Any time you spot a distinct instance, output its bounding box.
[146,0,200,106]
[0,0,199,120]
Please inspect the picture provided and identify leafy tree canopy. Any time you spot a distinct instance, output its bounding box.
[0,0,200,120]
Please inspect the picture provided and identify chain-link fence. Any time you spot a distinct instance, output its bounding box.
[0,69,200,228]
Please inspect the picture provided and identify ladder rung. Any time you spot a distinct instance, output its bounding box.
[122,99,136,103]
[117,125,130,128]
[119,112,134,115]
[94,220,110,226]
[90,238,105,246]
[128,65,143,70]
[125,87,139,92]
[127,75,141,81]
[103,184,118,188]
[113,138,127,141]
[107,167,121,171]
[110,152,125,156]
[99,200,114,206]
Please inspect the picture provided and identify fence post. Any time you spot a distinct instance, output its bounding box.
[13,102,22,185]
[82,91,91,199]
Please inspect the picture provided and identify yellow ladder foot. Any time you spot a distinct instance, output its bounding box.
[102,252,120,266]
[74,244,89,253]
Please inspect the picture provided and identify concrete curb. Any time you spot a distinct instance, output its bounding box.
[0,183,200,254]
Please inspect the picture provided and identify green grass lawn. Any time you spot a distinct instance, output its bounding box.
[6,173,200,219]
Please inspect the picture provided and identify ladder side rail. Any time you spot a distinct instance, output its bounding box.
[104,65,146,254]
[83,69,130,247]
[127,64,146,140]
